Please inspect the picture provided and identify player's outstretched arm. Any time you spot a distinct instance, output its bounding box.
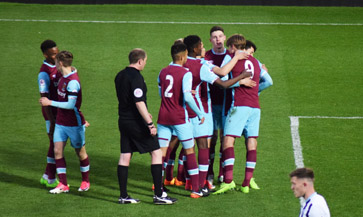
[39,95,77,110]
[212,51,249,77]
[240,78,257,87]
[40,80,80,110]
[213,70,252,89]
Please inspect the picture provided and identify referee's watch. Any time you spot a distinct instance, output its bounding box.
[147,122,155,128]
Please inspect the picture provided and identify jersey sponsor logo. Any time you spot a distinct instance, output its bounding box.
[134,88,143,98]
[57,88,66,98]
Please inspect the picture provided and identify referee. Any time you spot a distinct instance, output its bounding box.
[115,48,176,205]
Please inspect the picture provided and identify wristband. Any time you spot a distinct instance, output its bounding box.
[147,122,153,126]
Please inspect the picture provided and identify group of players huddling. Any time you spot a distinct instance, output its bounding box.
[37,25,272,204]
[157,26,272,199]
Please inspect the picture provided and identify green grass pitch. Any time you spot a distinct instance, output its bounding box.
[0,2,362,217]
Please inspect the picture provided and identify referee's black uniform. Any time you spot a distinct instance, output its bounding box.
[115,66,159,154]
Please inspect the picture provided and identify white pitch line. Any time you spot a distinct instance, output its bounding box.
[289,115,363,207]
[292,116,363,119]
[289,115,363,168]
[290,116,305,168]
[0,18,362,26]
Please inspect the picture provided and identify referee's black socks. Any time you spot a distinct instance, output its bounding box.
[117,165,129,198]
[151,164,163,197]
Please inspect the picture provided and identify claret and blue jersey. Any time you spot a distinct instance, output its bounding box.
[52,69,85,127]
[38,60,62,121]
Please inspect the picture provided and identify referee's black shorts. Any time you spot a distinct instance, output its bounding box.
[118,118,160,154]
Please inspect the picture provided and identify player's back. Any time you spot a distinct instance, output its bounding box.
[231,55,261,108]
[56,70,85,127]
[157,64,189,126]
[184,58,203,89]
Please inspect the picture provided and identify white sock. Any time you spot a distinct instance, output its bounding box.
[42,174,48,180]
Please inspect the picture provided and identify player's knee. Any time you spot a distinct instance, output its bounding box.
[119,153,132,166]
[184,147,195,155]
[150,149,162,164]
[247,138,257,150]
[197,138,208,149]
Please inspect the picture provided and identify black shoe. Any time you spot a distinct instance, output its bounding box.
[191,188,210,198]
[153,192,177,205]
[201,187,210,195]
[118,195,140,204]
[162,184,170,192]
[190,190,209,198]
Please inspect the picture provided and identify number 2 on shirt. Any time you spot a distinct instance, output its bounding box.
[164,75,173,98]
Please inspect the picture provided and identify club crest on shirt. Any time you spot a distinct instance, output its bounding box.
[134,88,143,98]
[61,82,67,92]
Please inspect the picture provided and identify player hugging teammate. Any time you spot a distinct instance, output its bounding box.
[37,26,276,206]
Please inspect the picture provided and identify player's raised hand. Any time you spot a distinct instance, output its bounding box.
[235,50,249,60]
[39,97,52,106]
